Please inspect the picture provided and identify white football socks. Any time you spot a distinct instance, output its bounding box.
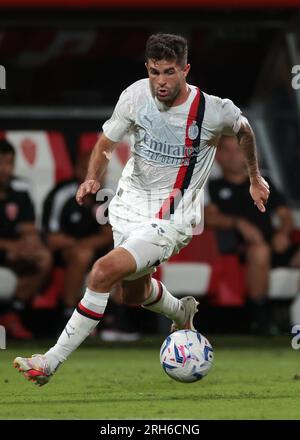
[142,278,185,324]
[45,288,109,372]
[45,281,185,372]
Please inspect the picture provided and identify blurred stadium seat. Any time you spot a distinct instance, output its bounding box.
[0,130,73,221]
[164,230,247,306]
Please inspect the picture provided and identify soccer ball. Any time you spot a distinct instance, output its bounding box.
[160,330,214,383]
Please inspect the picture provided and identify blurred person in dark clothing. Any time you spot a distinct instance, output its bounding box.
[42,147,113,317]
[0,139,52,339]
[205,135,300,334]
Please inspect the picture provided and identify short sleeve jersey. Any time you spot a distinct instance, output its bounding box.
[103,79,242,227]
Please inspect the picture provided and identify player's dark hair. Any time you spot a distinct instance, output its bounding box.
[0,139,15,156]
[145,33,188,68]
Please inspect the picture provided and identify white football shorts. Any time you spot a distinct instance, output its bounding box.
[109,195,192,280]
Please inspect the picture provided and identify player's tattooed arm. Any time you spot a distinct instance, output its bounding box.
[236,116,270,212]
[76,133,116,205]
[236,116,260,179]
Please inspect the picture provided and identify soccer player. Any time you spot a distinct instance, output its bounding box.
[14,33,269,385]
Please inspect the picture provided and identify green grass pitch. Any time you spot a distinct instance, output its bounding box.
[0,336,300,420]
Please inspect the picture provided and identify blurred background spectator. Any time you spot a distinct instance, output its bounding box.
[205,136,300,334]
[0,139,52,339]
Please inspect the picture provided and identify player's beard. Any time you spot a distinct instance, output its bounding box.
[151,82,181,106]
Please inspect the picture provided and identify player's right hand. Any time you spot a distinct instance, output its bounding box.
[76,179,101,205]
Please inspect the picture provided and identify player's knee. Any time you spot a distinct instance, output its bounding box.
[88,258,117,292]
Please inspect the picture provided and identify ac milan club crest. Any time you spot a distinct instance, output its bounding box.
[188,120,199,141]
[5,202,18,221]
[21,138,37,166]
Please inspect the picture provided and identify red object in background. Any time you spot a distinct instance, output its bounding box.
[115,141,131,166]
[291,229,300,245]
[21,138,37,166]
[0,0,300,8]
[1,130,73,184]
[32,268,65,309]
[5,202,19,221]
[0,312,33,340]
[170,229,220,266]
[78,132,99,155]
[2,130,73,184]
[170,230,247,306]
[47,132,74,182]
[208,255,247,307]
[79,132,130,166]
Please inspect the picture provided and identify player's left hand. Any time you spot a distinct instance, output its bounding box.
[249,175,270,213]
[76,179,101,206]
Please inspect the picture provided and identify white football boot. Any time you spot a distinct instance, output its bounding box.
[170,296,199,333]
[13,354,55,387]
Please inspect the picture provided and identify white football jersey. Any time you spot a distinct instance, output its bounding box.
[103,78,242,229]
